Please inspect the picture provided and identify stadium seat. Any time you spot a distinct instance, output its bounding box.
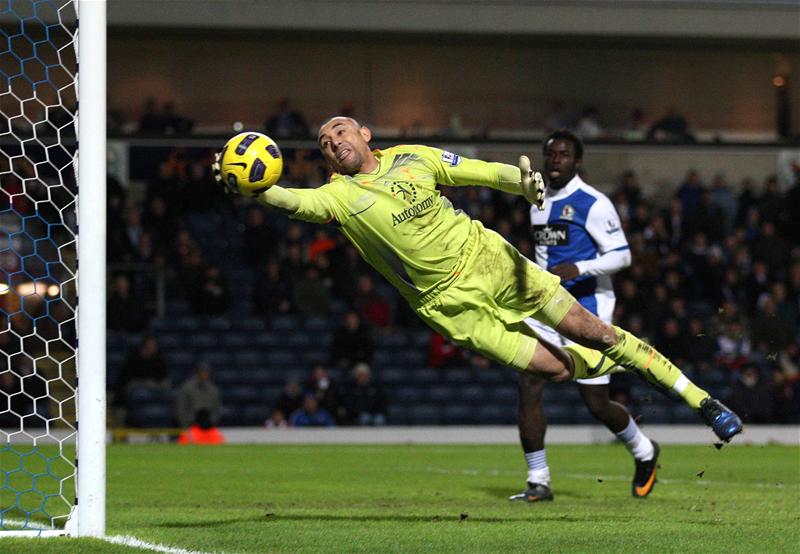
[476,404,515,425]
[300,349,328,365]
[211,368,240,386]
[491,385,517,403]
[376,366,408,385]
[254,332,279,347]
[222,333,250,348]
[427,385,457,402]
[271,315,300,331]
[394,386,425,403]
[242,404,271,426]
[376,333,408,347]
[460,386,486,402]
[443,368,472,383]
[234,349,265,366]
[304,316,330,331]
[406,404,442,425]
[192,333,218,349]
[671,403,699,423]
[443,404,476,425]
[128,404,175,428]
[638,402,671,423]
[410,367,441,383]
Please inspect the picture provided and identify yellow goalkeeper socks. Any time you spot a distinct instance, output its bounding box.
[602,326,709,409]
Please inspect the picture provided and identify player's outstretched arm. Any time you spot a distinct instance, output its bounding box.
[212,152,331,221]
[426,147,544,209]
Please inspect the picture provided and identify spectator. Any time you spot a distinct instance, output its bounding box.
[727,365,773,423]
[575,105,605,140]
[177,408,225,444]
[306,365,342,421]
[161,101,194,134]
[193,264,229,316]
[655,318,686,366]
[243,206,277,267]
[274,379,304,417]
[767,367,796,423]
[253,258,293,316]
[265,98,309,139]
[684,318,717,368]
[142,196,177,257]
[716,321,752,371]
[112,335,170,424]
[138,97,163,134]
[329,311,374,368]
[265,409,289,429]
[646,107,694,143]
[751,294,795,353]
[710,173,737,232]
[342,363,388,426]
[289,395,335,427]
[428,332,465,368]
[292,265,331,317]
[107,273,148,333]
[754,222,788,274]
[353,274,392,328]
[676,169,705,220]
[176,361,222,429]
[758,175,783,224]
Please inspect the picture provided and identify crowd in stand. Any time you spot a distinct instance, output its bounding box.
[106,96,763,144]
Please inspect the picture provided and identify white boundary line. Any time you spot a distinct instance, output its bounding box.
[1,519,216,553]
[103,535,217,554]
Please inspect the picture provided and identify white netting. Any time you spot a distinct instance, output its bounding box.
[0,0,78,531]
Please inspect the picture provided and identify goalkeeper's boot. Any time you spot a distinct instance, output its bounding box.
[699,397,743,442]
[632,440,660,498]
[508,482,554,503]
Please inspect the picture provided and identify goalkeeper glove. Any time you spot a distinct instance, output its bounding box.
[519,155,545,211]
[211,151,238,195]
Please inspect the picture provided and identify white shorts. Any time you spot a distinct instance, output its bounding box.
[524,292,616,385]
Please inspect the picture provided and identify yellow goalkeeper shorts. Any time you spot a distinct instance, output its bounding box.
[413,224,575,370]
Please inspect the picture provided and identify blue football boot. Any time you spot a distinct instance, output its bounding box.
[699,397,743,442]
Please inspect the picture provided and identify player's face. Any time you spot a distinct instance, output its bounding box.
[543,138,580,189]
[318,118,372,175]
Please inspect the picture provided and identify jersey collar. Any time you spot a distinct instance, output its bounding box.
[546,174,585,201]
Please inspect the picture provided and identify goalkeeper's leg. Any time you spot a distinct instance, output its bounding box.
[526,288,742,441]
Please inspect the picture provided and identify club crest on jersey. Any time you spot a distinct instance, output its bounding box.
[441,151,462,167]
[532,224,569,246]
[559,204,575,221]
[390,181,418,204]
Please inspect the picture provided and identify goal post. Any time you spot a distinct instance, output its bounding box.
[76,0,106,538]
[0,0,106,537]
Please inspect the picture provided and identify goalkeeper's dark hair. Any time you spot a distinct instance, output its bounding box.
[543,129,584,160]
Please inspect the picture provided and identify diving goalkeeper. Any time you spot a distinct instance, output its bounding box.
[213,116,742,442]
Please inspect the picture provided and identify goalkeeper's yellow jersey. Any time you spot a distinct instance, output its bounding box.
[285,145,521,302]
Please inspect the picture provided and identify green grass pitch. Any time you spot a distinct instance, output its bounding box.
[4,443,799,553]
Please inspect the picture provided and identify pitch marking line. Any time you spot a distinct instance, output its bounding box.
[104,534,218,554]
[4,518,217,554]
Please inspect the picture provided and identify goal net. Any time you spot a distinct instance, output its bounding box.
[1,0,105,537]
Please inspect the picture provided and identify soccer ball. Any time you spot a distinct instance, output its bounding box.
[219,132,283,196]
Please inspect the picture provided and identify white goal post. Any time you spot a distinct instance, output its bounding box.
[0,0,105,538]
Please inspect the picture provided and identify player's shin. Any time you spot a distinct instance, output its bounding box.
[602,325,709,409]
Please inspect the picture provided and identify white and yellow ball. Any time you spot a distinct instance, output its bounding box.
[219,132,283,196]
